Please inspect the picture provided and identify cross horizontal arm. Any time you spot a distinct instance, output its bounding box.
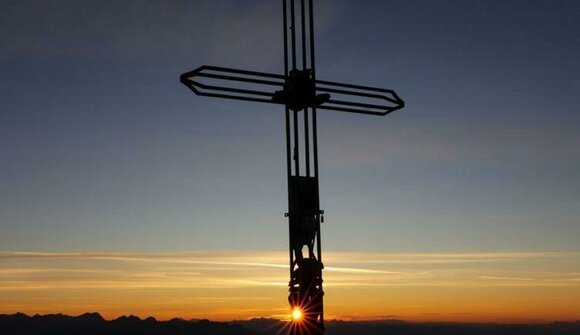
[317,79,404,116]
[180,65,284,105]
[180,65,404,116]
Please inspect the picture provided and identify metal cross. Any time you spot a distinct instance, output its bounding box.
[180,1,404,334]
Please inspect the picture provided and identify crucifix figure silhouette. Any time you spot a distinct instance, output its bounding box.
[180,1,404,334]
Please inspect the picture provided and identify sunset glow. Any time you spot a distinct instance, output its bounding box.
[1,250,579,322]
[2,0,580,329]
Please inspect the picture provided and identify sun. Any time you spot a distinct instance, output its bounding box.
[291,307,303,321]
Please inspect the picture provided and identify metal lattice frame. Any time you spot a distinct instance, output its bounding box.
[180,1,404,334]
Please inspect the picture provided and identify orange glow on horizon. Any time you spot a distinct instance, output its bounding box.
[1,250,579,323]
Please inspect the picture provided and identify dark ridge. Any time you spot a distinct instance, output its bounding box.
[1,313,579,335]
[322,320,580,335]
[0,313,257,335]
[78,312,106,322]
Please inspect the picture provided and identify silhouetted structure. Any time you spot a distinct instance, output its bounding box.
[0,313,255,335]
[180,1,404,334]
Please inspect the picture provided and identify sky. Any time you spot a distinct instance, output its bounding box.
[1,0,579,323]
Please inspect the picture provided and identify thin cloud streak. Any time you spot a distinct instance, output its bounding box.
[1,250,579,290]
[1,250,579,322]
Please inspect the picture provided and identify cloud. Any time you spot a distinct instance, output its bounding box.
[1,250,578,291]
[479,275,536,281]
[1,250,579,322]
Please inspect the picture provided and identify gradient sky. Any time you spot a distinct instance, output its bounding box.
[1,0,579,322]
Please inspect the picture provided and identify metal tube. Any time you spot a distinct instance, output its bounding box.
[195,72,283,86]
[325,98,397,110]
[183,90,276,105]
[300,0,310,177]
[317,104,399,116]
[293,110,300,177]
[201,65,286,79]
[310,0,319,180]
[290,0,297,70]
[316,86,400,104]
[189,81,274,97]
[304,109,310,177]
[286,109,293,277]
[308,0,316,81]
[301,0,307,69]
[310,0,324,327]
[290,0,300,177]
[283,0,293,279]
[283,0,289,76]
[316,78,398,93]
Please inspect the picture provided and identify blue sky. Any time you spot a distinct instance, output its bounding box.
[1,0,579,254]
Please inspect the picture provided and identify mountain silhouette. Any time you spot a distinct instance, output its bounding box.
[0,313,256,335]
[1,313,579,335]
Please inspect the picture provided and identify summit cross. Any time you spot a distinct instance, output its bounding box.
[180,1,404,334]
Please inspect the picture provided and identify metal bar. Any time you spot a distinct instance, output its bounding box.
[286,108,294,277]
[327,98,397,111]
[309,0,319,180]
[186,90,278,105]
[195,72,283,87]
[201,65,286,80]
[316,79,399,94]
[290,0,297,70]
[183,81,275,104]
[188,80,274,97]
[312,109,319,178]
[301,0,307,70]
[283,0,289,77]
[304,109,310,177]
[308,0,316,80]
[300,0,310,177]
[316,216,323,323]
[317,86,400,105]
[290,0,299,177]
[293,109,300,177]
[283,0,293,279]
[318,104,401,116]
[310,0,324,327]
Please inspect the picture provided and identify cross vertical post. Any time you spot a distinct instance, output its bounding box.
[283,1,325,334]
